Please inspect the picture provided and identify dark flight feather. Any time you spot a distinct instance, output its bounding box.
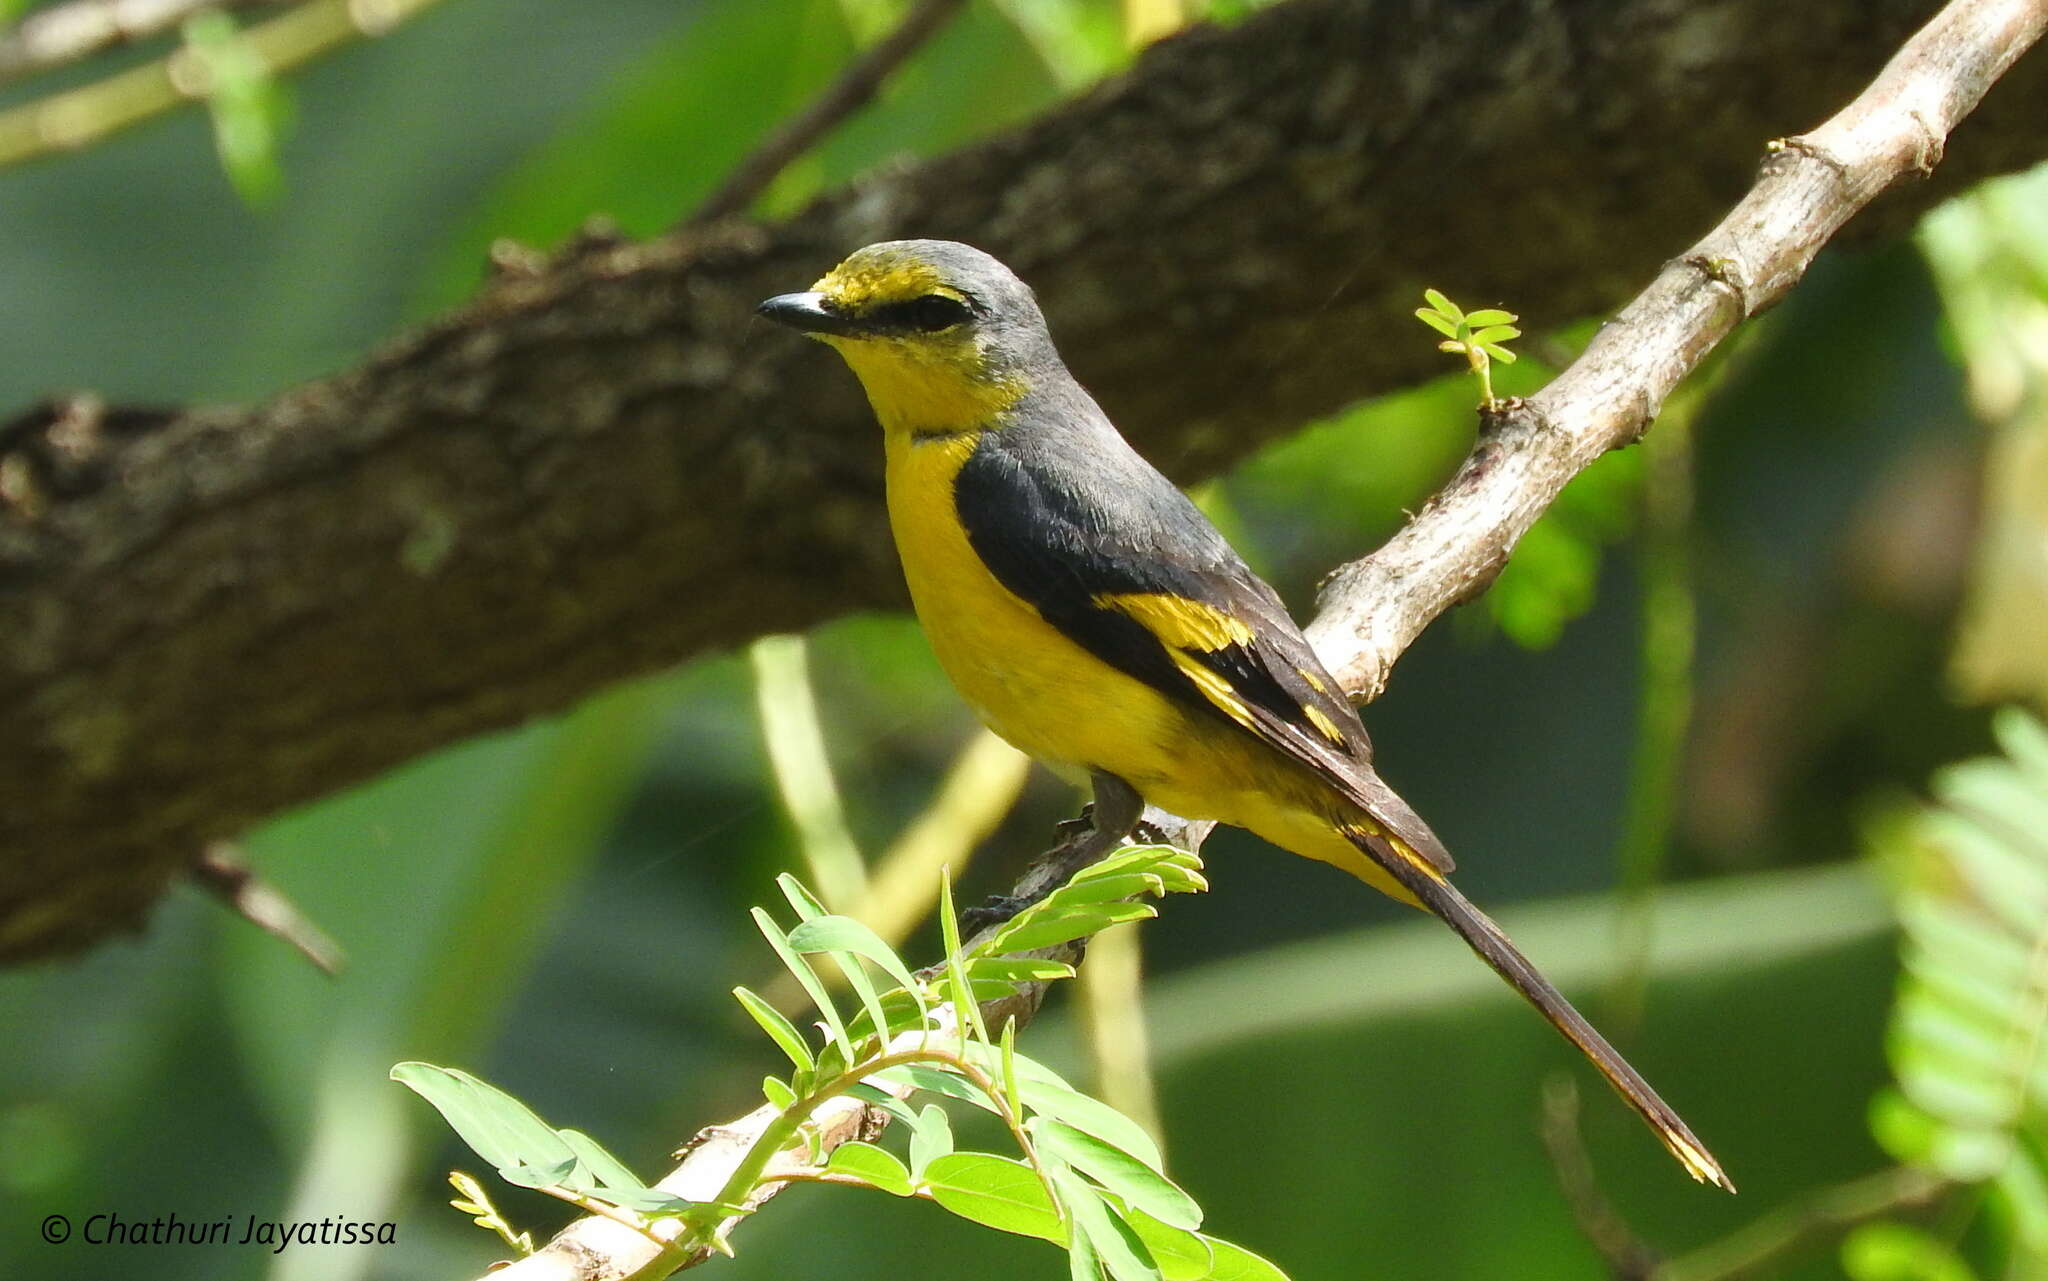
[953,394,1452,873]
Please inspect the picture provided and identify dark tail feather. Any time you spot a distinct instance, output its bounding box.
[1380,843,1735,1192]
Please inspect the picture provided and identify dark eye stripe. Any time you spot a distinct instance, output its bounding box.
[869,294,974,333]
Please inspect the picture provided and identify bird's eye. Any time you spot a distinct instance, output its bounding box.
[878,293,973,333]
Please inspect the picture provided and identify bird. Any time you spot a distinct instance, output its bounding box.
[758,239,1732,1192]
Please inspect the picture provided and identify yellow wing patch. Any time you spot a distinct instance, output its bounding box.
[1165,649,1257,732]
[1340,821,1447,884]
[1304,706,1348,747]
[1297,667,1329,695]
[1094,592,1256,652]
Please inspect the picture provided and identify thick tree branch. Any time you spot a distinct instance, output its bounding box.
[440,3,2044,1274]
[4,0,2047,962]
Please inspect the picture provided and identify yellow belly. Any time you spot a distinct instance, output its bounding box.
[882,429,1417,904]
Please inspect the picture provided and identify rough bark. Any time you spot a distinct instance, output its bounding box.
[3,0,2045,962]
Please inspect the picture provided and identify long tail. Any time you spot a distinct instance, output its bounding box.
[1374,834,1735,1192]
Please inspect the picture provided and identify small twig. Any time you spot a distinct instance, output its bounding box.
[0,0,452,169]
[0,0,288,86]
[1306,0,2048,701]
[1654,1166,1949,1281]
[1544,1073,1951,1281]
[191,840,343,974]
[684,0,967,226]
[1540,1076,1663,1280]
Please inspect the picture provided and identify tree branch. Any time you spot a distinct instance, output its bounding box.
[0,0,449,168]
[4,0,2047,963]
[0,0,287,86]
[1306,0,2048,696]
[442,3,2044,1274]
[685,0,968,226]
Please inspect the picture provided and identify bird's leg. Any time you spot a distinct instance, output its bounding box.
[963,773,1145,932]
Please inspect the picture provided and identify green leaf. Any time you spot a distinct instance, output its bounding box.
[940,866,990,1046]
[1200,1235,1293,1281]
[1842,1222,1979,1281]
[1124,1210,1215,1281]
[733,986,816,1074]
[1414,308,1460,338]
[762,1075,798,1112]
[1870,1088,1940,1165]
[1071,1225,1107,1281]
[557,1129,646,1193]
[879,1061,993,1109]
[846,988,937,1043]
[959,1040,1078,1092]
[1472,325,1521,344]
[1050,872,1166,906]
[1057,1167,1163,1281]
[789,913,927,1043]
[391,1063,578,1178]
[1002,1017,1022,1117]
[1996,707,2048,784]
[182,10,291,209]
[1992,1139,2048,1254]
[845,1082,922,1128]
[1068,845,1199,883]
[989,902,1157,954]
[1021,1081,1164,1173]
[908,1102,956,1178]
[787,915,924,995]
[1422,289,1458,318]
[1481,345,1519,364]
[1034,1120,1201,1230]
[497,1158,579,1190]
[777,873,830,922]
[1464,308,1517,326]
[826,1140,915,1196]
[968,957,1079,984]
[751,908,854,1062]
[924,1152,1068,1244]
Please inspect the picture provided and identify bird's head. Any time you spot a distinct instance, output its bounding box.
[758,240,1052,435]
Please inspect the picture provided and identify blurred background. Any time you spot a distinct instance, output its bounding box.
[2,1,2046,1279]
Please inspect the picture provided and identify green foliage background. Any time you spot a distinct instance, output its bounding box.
[1,2,2043,1279]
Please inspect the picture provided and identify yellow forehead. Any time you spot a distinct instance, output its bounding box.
[812,256,960,311]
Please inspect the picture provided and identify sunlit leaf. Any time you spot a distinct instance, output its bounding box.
[924,1152,1068,1243]
[826,1140,915,1196]
[1841,1222,1978,1281]
[1056,1167,1162,1281]
[733,985,817,1074]
[907,1102,955,1179]
[391,1063,577,1180]
[558,1129,646,1193]
[752,908,854,1062]
[1034,1120,1201,1230]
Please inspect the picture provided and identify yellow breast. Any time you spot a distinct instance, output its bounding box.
[883,431,1186,788]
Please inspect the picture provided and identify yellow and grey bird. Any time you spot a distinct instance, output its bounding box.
[759,239,1732,1192]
